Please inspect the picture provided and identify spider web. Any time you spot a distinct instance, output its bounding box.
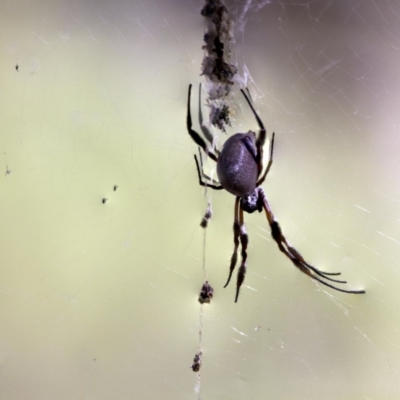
[1,0,399,399]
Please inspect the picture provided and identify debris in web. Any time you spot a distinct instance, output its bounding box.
[198,281,214,304]
[200,0,236,132]
[208,102,231,132]
[191,351,203,372]
[200,201,213,228]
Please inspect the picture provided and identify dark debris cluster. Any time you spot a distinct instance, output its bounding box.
[201,0,236,87]
[201,0,236,131]
[198,281,214,304]
[191,351,203,372]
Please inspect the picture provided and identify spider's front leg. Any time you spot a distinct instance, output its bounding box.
[224,197,248,302]
[187,84,218,162]
[194,149,223,190]
[258,188,365,294]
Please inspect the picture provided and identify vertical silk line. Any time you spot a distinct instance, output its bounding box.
[195,192,213,397]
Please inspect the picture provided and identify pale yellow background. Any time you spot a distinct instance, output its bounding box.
[0,1,398,399]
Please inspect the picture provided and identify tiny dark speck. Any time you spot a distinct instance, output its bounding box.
[15,64,19,72]
[113,185,118,191]
[102,198,107,204]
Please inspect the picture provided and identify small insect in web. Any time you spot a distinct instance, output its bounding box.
[186,84,366,302]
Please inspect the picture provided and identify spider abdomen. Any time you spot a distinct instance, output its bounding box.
[217,132,259,197]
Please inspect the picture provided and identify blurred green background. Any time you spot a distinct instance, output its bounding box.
[1,1,398,399]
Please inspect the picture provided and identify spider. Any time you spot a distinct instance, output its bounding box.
[186,84,365,302]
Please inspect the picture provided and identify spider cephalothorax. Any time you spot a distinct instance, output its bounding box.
[186,84,365,302]
[240,190,263,214]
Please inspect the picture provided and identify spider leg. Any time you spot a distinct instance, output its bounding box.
[223,197,249,302]
[196,149,221,186]
[258,188,365,294]
[256,132,275,187]
[224,197,240,289]
[187,84,218,162]
[240,88,267,176]
[194,153,223,190]
[240,88,266,145]
[198,84,220,155]
[235,203,249,302]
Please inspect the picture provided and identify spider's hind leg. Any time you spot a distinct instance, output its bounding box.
[224,197,249,302]
[258,188,365,295]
